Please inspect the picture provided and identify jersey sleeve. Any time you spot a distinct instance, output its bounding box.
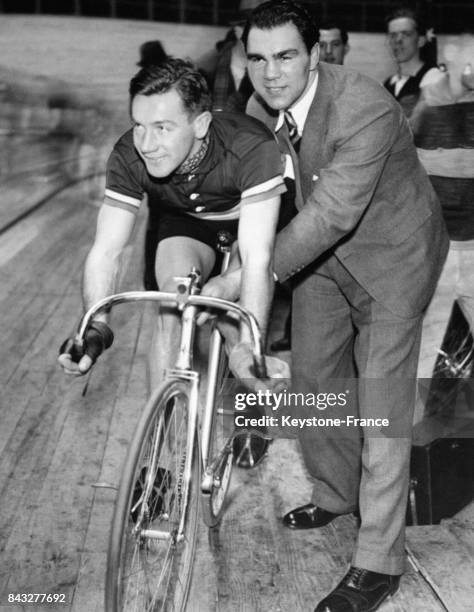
[104,144,144,214]
[235,135,286,206]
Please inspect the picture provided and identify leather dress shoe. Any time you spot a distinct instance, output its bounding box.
[233,431,271,469]
[315,566,401,612]
[282,503,341,529]
[270,336,291,352]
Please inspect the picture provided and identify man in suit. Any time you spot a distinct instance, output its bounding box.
[240,2,448,611]
[270,17,351,352]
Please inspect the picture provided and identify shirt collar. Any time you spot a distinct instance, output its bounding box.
[389,73,409,97]
[276,70,319,134]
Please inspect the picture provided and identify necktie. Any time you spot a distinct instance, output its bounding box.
[284,110,301,152]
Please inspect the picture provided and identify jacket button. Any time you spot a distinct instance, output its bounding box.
[194,205,205,212]
[190,193,200,200]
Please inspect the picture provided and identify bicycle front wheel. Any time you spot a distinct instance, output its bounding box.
[106,378,200,612]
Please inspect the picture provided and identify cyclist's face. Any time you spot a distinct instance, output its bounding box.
[132,89,210,178]
[319,28,347,65]
[246,23,319,111]
[387,17,423,64]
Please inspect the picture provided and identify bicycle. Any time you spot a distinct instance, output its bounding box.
[70,233,268,611]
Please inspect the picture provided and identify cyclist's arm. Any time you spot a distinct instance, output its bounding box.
[237,194,280,343]
[58,204,136,375]
[82,204,137,320]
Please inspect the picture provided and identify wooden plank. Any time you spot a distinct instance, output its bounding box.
[0,180,147,609]
[187,437,444,611]
[406,521,474,612]
[0,190,96,470]
[66,198,149,611]
[71,309,151,611]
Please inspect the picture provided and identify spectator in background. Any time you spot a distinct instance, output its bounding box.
[384,6,438,117]
[319,20,350,65]
[411,32,474,419]
[271,17,350,353]
[212,21,254,113]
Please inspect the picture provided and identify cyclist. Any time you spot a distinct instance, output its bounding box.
[58,58,288,457]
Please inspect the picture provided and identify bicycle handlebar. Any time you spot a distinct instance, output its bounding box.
[74,290,268,379]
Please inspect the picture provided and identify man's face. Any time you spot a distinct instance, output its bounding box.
[387,17,423,64]
[246,22,318,110]
[319,28,346,65]
[131,88,204,178]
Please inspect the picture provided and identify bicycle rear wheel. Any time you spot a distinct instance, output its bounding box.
[106,378,200,612]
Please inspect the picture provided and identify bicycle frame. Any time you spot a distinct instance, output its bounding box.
[75,279,267,541]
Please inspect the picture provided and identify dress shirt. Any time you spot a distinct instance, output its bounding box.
[276,71,319,135]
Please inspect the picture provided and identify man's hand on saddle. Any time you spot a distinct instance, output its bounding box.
[193,269,291,392]
[58,321,114,376]
[228,341,290,394]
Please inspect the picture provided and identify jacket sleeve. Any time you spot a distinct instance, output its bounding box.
[273,97,401,282]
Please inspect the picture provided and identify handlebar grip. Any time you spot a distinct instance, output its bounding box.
[59,337,85,362]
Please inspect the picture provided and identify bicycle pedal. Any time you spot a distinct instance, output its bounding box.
[233,432,271,469]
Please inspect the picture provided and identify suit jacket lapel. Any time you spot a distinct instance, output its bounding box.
[299,65,333,202]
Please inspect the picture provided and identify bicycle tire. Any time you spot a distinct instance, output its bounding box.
[106,378,200,612]
[201,345,234,528]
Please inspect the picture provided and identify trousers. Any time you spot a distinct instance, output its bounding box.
[291,255,422,574]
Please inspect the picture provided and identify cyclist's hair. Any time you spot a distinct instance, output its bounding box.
[319,20,349,45]
[385,6,426,36]
[241,0,319,53]
[129,58,212,117]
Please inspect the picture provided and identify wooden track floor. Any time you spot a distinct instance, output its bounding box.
[0,172,472,612]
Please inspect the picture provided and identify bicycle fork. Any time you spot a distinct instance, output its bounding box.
[170,300,201,542]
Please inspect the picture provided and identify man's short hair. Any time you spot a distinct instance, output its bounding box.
[385,6,426,35]
[241,0,319,53]
[319,20,349,45]
[129,58,212,116]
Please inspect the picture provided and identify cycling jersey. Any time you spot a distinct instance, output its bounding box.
[104,112,286,221]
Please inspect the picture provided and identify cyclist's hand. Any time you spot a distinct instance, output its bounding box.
[58,321,114,376]
[197,273,240,326]
[228,342,290,393]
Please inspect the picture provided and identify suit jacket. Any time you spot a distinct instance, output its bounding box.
[247,63,449,318]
